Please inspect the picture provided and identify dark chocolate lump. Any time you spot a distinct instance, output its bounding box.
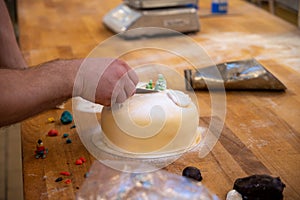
[233,174,285,200]
[182,166,203,182]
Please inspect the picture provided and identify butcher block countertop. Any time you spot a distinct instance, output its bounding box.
[18,0,300,199]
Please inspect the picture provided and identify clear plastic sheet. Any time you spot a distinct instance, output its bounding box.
[76,161,219,200]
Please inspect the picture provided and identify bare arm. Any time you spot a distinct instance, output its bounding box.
[0,58,138,127]
[0,59,79,126]
[0,0,27,69]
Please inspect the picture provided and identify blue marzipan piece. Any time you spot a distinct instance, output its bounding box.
[60,111,73,125]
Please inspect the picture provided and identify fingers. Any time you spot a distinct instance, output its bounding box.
[117,59,139,86]
[124,74,137,97]
[113,73,137,104]
[116,61,138,101]
[127,68,139,86]
[93,58,139,106]
[116,90,127,104]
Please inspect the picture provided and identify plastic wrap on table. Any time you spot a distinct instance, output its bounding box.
[76,161,219,200]
[184,59,286,91]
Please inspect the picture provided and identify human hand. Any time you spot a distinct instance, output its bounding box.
[74,58,138,106]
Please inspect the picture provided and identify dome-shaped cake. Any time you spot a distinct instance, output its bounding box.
[100,89,200,154]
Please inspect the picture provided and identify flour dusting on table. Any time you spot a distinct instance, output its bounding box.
[193,32,300,73]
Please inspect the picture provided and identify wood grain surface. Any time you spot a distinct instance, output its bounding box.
[18,0,300,199]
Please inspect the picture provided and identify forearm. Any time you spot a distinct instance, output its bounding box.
[0,59,82,126]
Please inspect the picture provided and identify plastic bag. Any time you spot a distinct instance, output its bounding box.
[77,161,219,200]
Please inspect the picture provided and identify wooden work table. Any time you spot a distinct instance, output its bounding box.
[18,0,300,199]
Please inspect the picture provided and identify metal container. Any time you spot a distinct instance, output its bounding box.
[124,0,198,9]
[103,3,200,37]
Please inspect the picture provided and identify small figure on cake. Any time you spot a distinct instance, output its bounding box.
[154,74,167,91]
[35,139,48,159]
[146,80,153,89]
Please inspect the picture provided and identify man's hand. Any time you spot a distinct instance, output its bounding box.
[74,58,139,106]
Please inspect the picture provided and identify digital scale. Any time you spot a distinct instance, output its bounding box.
[103,0,200,37]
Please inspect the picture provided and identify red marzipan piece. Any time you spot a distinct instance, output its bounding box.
[75,159,83,165]
[48,129,58,136]
[65,179,72,184]
[60,171,71,176]
[79,157,86,163]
